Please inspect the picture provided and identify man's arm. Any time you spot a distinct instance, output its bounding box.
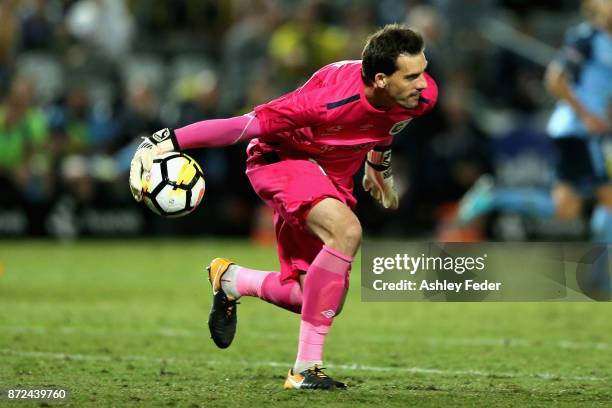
[130,77,329,201]
[129,113,261,201]
[544,25,609,135]
[129,83,327,201]
[174,112,260,149]
[544,61,609,134]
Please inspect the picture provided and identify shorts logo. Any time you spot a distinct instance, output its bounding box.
[321,309,336,319]
[389,119,412,135]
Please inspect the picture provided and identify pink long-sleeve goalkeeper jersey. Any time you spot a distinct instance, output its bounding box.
[250,60,438,187]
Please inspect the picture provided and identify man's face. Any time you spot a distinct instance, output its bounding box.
[597,0,612,32]
[587,0,612,32]
[383,52,428,109]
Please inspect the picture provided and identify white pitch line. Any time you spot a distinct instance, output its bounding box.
[2,325,611,352]
[0,326,201,338]
[425,337,610,351]
[0,349,606,383]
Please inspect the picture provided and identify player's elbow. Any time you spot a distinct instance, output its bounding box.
[544,62,566,96]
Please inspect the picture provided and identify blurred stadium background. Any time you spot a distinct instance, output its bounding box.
[2,2,612,406]
[1,0,607,242]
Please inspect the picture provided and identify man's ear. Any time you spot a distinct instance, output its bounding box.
[374,73,387,89]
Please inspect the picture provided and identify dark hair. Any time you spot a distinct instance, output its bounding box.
[361,24,424,83]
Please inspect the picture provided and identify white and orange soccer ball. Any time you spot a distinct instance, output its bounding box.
[142,152,205,218]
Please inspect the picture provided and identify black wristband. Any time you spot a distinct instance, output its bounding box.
[366,160,390,172]
[151,128,179,150]
[169,129,179,150]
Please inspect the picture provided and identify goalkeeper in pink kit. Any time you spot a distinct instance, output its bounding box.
[129,24,437,390]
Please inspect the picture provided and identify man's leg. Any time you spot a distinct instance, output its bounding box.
[211,157,356,388]
[283,198,360,389]
[583,184,612,296]
[552,182,583,221]
[216,263,302,313]
[209,214,320,316]
[207,258,303,349]
[459,175,556,224]
[592,184,612,243]
[209,156,341,349]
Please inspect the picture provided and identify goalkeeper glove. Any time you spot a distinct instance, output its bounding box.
[129,128,179,201]
[362,146,399,209]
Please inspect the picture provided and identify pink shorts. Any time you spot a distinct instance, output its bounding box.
[246,145,356,281]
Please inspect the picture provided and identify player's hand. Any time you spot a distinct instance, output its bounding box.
[362,147,399,210]
[581,112,609,135]
[129,128,178,201]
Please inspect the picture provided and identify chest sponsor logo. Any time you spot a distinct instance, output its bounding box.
[359,124,374,131]
[320,125,344,137]
[325,125,343,132]
[317,142,377,152]
[389,119,412,135]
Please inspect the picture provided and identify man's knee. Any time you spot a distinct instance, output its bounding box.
[556,201,582,220]
[307,198,362,256]
[321,217,361,257]
[597,185,612,209]
[339,221,362,253]
[553,184,582,220]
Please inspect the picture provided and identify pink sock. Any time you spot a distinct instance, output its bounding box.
[296,246,352,364]
[235,267,302,314]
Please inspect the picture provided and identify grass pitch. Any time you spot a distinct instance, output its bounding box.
[1,239,611,407]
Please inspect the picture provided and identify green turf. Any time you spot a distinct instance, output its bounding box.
[0,240,611,407]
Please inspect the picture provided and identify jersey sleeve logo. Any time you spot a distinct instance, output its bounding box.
[389,119,412,135]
